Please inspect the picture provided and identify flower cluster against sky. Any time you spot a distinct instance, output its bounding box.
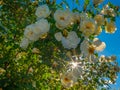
[56,0,120,89]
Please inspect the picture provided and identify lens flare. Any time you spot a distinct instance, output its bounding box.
[70,62,79,69]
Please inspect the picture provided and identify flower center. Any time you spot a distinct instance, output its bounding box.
[28,31,33,36]
[60,17,65,20]
[86,22,93,29]
[64,77,70,82]
[88,45,95,54]
[62,30,68,37]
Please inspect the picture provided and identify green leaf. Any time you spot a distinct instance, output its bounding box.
[83,0,90,11]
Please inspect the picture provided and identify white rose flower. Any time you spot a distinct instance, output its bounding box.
[24,24,39,41]
[94,14,104,26]
[80,19,96,37]
[80,38,105,57]
[34,18,50,35]
[80,38,106,57]
[54,32,63,41]
[61,31,80,49]
[93,38,106,51]
[54,9,74,29]
[35,4,50,18]
[20,37,30,49]
[105,21,117,34]
[61,72,77,88]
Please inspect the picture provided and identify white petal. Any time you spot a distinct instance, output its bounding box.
[93,38,106,51]
[54,32,63,41]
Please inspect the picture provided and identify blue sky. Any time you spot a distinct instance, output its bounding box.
[56,0,120,89]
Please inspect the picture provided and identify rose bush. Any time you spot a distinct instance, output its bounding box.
[0,0,120,90]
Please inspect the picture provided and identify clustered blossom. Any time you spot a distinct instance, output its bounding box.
[20,5,50,49]
[101,4,116,17]
[99,55,116,62]
[20,3,116,59]
[20,19,50,49]
[19,2,118,88]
